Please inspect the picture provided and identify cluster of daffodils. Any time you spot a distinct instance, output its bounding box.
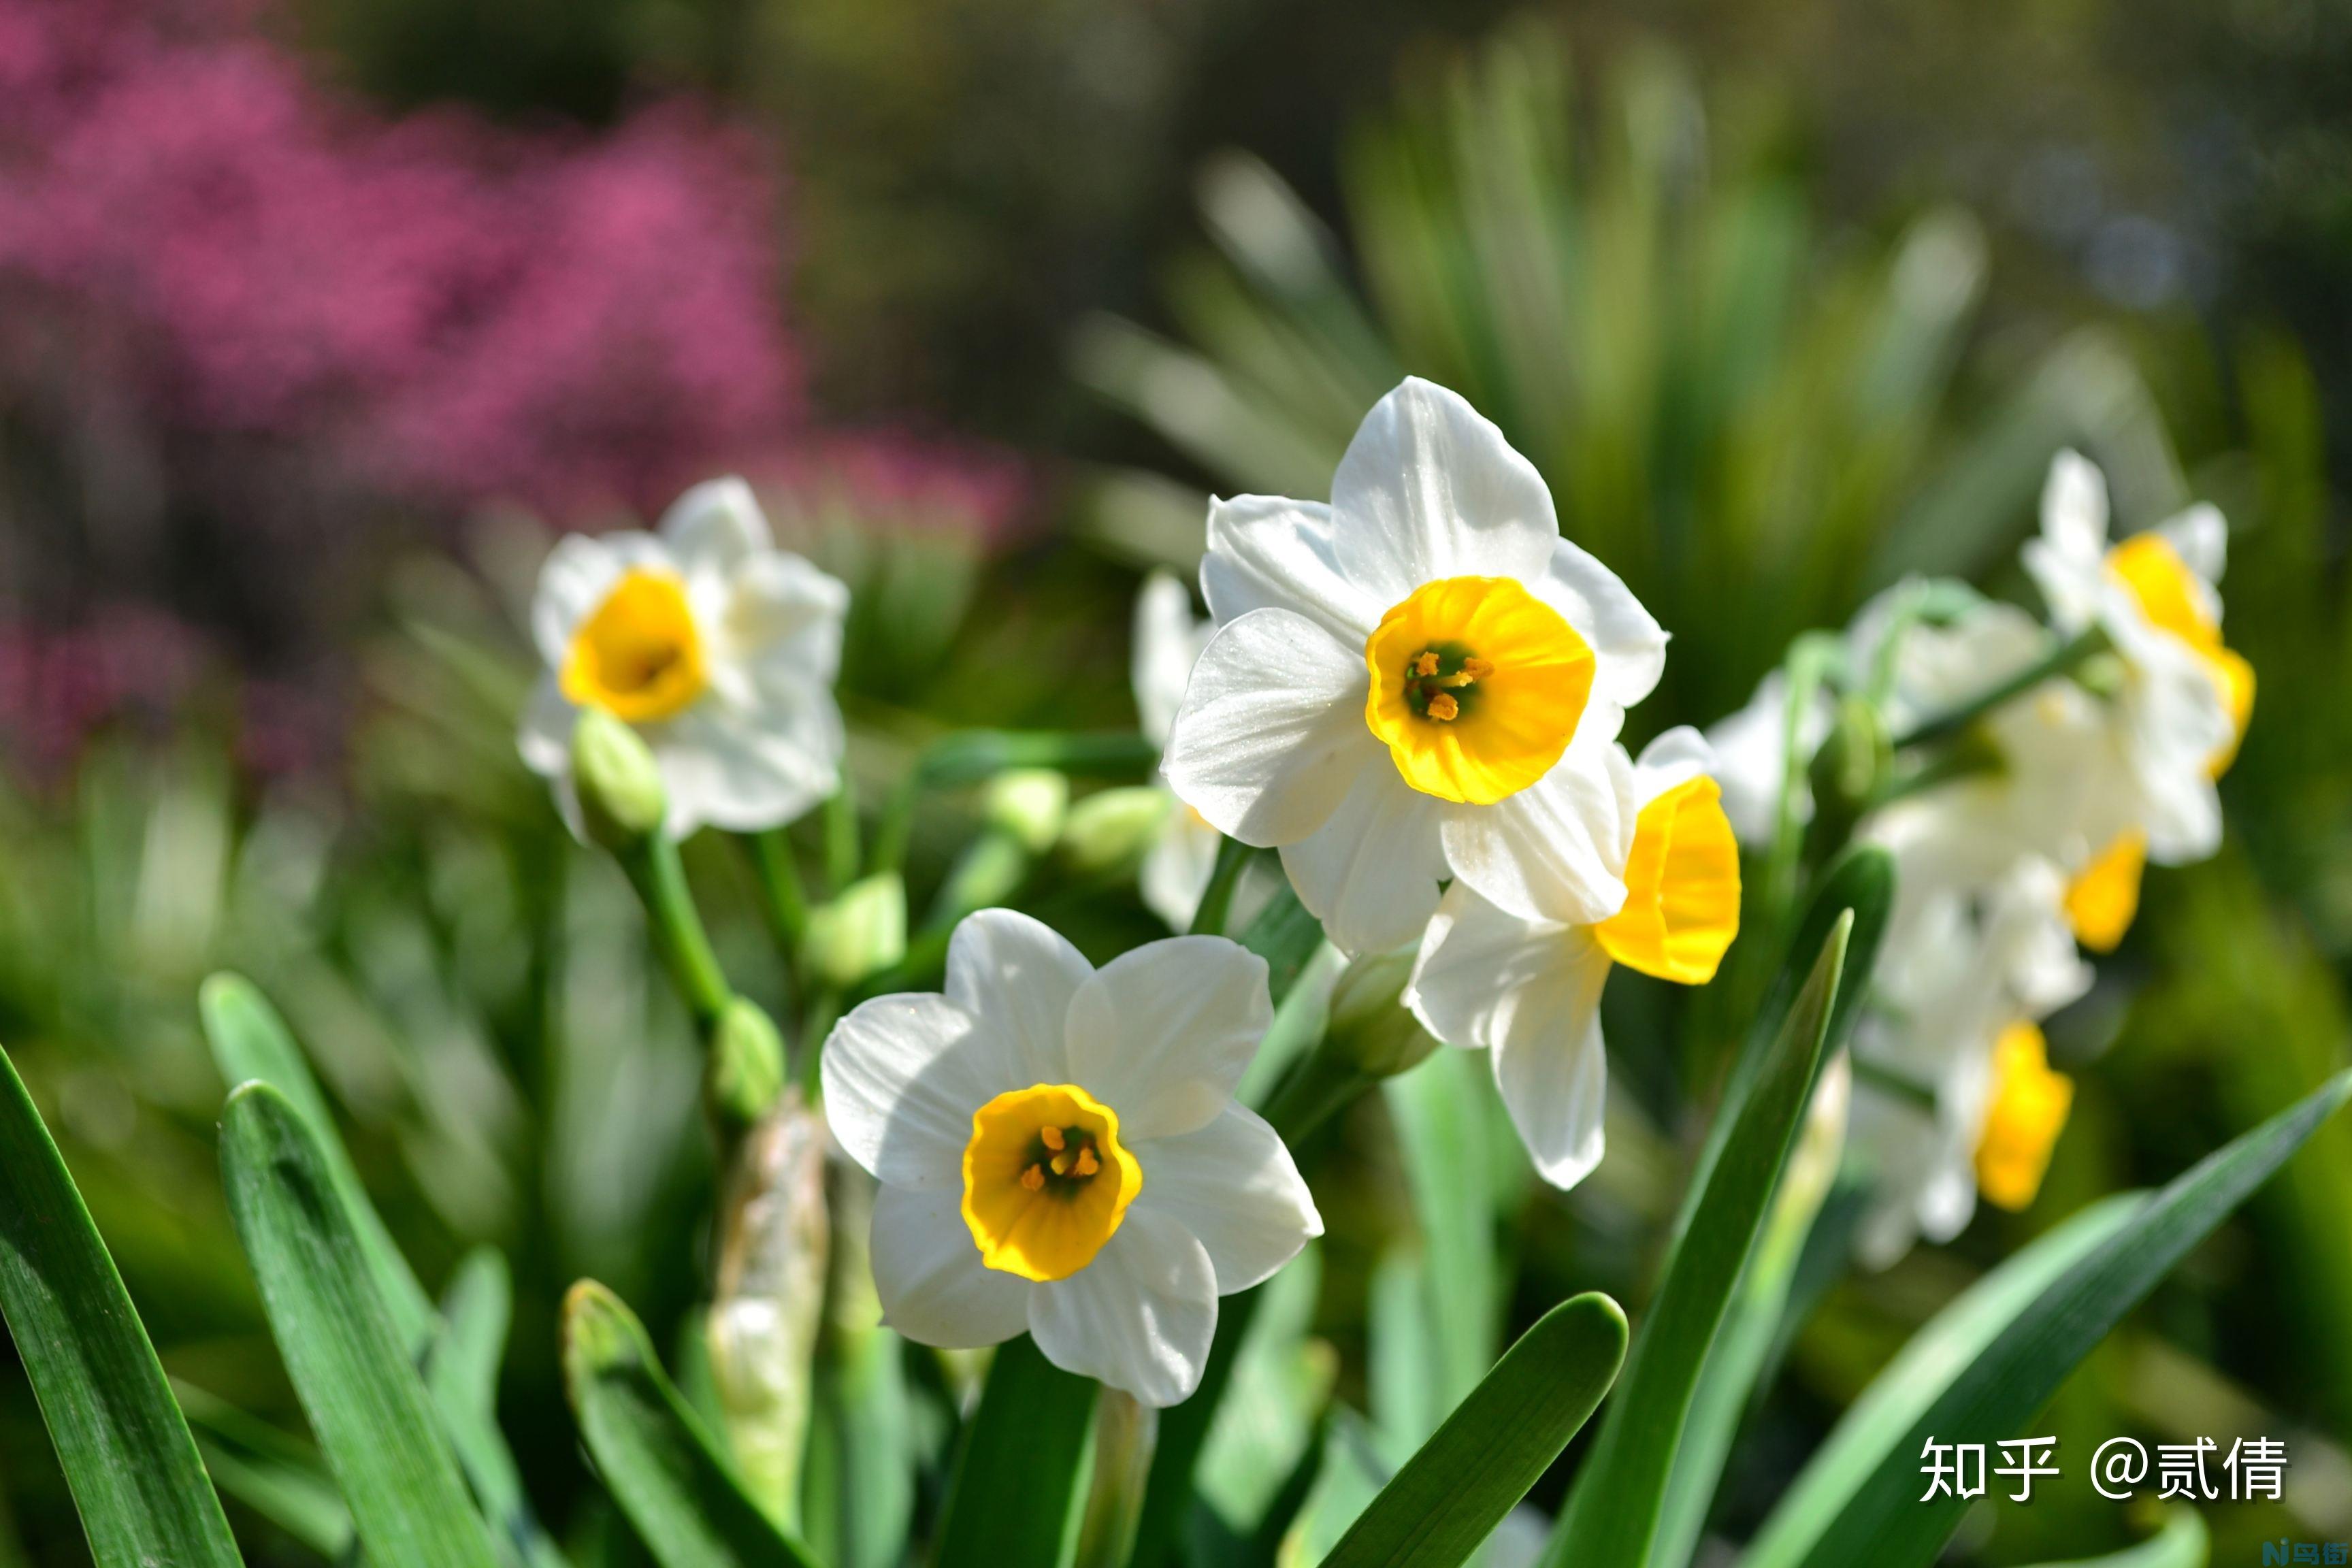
[1712,451,2253,1264]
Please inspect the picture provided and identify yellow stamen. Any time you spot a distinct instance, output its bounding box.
[2064,830,2146,953]
[1363,576,1596,804]
[2106,534,2254,775]
[1039,1126,1066,1152]
[561,568,708,724]
[961,1083,1142,1281]
[1595,776,1742,984]
[1974,1022,2074,1211]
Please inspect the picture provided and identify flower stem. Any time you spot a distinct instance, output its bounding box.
[1072,1389,1158,1568]
[823,785,861,892]
[1891,625,2110,750]
[619,834,732,1033]
[747,828,809,954]
[1188,837,1255,937]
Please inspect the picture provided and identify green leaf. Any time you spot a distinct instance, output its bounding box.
[1786,1068,2352,1568]
[1384,1049,1502,1432]
[219,1080,504,1568]
[1324,1292,1628,1568]
[199,970,436,1351]
[433,1249,572,1568]
[932,1334,1100,1568]
[176,1379,355,1558]
[1740,1192,2140,1568]
[1544,913,1852,1568]
[0,1043,242,1568]
[2014,1508,2207,1568]
[1237,885,1329,1008]
[561,1280,819,1568]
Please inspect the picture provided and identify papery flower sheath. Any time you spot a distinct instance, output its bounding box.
[819,909,1321,1405]
[1162,378,1667,954]
[519,478,849,840]
[1404,728,1740,1188]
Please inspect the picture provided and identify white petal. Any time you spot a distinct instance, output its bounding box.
[1139,806,1221,930]
[1441,730,1629,928]
[1489,968,1612,1190]
[1277,762,1448,956]
[517,676,578,777]
[2041,449,2110,561]
[1533,538,1667,708]
[1705,671,1826,847]
[1133,570,1209,745]
[1328,379,1558,600]
[1200,495,1380,644]
[1028,1207,1218,1407]
[1629,725,1716,807]
[531,534,628,668]
[661,477,774,574]
[1132,1105,1320,1293]
[868,1183,1031,1348]
[820,994,1005,1190]
[653,699,840,838]
[726,553,850,683]
[2157,502,2227,586]
[943,909,1092,1088]
[1066,937,1271,1141]
[1162,608,1376,847]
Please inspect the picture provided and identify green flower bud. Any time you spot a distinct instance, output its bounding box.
[2074,650,2127,700]
[1060,787,1176,872]
[804,872,909,988]
[1325,943,1440,1080]
[570,708,667,849]
[982,768,1070,853]
[706,998,787,1129]
[1808,691,1890,836]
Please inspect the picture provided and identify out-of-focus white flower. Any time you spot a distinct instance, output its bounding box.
[1849,858,2090,1267]
[1705,670,1831,847]
[2021,451,2248,858]
[1403,730,1740,1188]
[1162,378,1666,953]
[1132,572,1228,930]
[520,478,849,841]
[820,910,1320,1405]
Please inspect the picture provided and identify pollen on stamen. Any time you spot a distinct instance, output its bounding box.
[1073,1147,1100,1177]
[1427,692,1460,721]
[1413,651,1440,677]
[1020,1164,1045,1192]
[1460,657,1494,680]
[1039,1126,1066,1152]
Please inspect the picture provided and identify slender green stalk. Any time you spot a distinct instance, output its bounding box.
[1188,836,1256,937]
[1891,625,2110,750]
[747,830,809,956]
[619,836,733,1033]
[1072,1390,1158,1568]
[823,787,861,893]
[798,990,843,1099]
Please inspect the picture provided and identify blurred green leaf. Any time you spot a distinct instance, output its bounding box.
[1324,1292,1627,1568]
[176,1379,356,1558]
[1784,1068,2352,1567]
[1740,1192,2141,1568]
[0,1042,242,1568]
[219,1080,504,1568]
[561,1279,819,1568]
[2012,1507,2208,1568]
[1385,1049,1502,1434]
[932,1335,1099,1568]
[1545,913,1851,1567]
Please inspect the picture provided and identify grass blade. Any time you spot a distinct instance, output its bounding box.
[176,1380,355,1558]
[561,1280,818,1568]
[1324,1292,1628,1568]
[1786,1068,2352,1568]
[1740,1192,2140,1568]
[0,1043,242,1568]
[1544,913,1852,1567]
[932,1334,1100,1568]
[2014,1509,2207,1568]
[220,1080,503,1568]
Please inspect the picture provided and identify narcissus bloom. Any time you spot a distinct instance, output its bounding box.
[520,478,849,840]
[1404,729,1739,1188]
[1848,859,2090,1267]
[820,910,1320,1405]
[1163,378,1665,953]
[1130,571,1227,930]
[2022,451,2245,858]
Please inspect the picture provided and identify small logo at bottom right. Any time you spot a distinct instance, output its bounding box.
[2264,1544,2349,1565]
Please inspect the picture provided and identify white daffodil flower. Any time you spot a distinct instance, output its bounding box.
[520,478,849,841]
[1705,669,1831,848]
[1403,728,1740,1188]
[820,909,1322,1406]
[1849,858,2090,1268]
[1162,378,1667,954]
[2021,451,2248,860]
[1131,571,1226,930]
